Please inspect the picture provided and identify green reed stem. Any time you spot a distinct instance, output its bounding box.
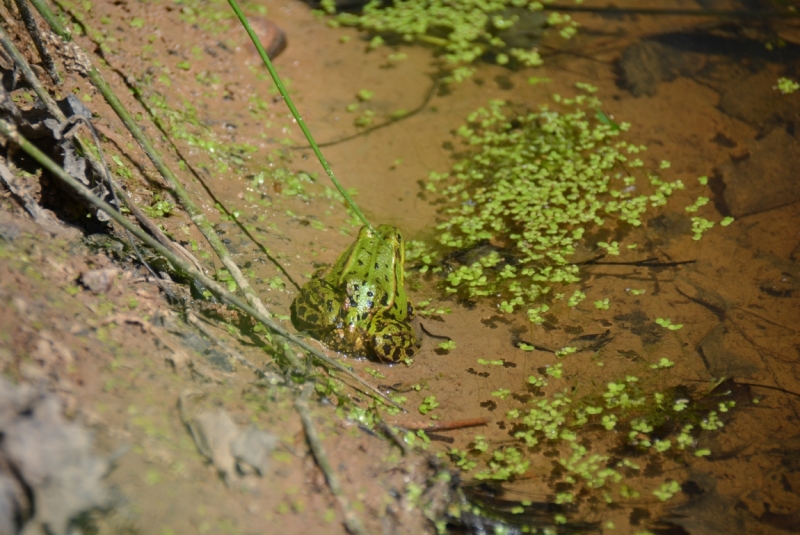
[226,0,373,231]
[0,119,399,408]
[26,0,71,39]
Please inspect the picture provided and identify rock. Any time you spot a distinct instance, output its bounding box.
[185,404,278,483]
[241,18,287,60]
[716,127,800,217]
[0,378,111,535]
[80,267,119,294]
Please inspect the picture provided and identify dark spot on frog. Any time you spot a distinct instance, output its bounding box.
[382,343,392,356]
[358,260,364,266]
[381,294,389,307]
[305,313,319,323]
[360,312,369,321]
[384,275,389,282]
[367,300,374,309]
[326,300,333,312]
[375,262,380,270]
[367,291,374,297]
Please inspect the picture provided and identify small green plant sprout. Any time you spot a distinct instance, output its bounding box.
[386,52,407,64]
[694,448,712,457]
[597,241,620,255]
[676,424,695,450]
[545,363,563,378]
[474,446,530,481]
[418,395,440,415]
[268,276,286,290]
[527,374,547,388]
[691,217,715,240]
[685,196,709,213]
[650,357,675,369]
[555,346,577,358]
[447,448,477,471]
[364,367,386,379]
[776,77,800,95]
[437,339,456,351]
[601,414,617,430]
[518,342,535,351]
[477,358,504,366]
[655,318,683,330]
[215,268,237,292]
[354,109,375,127]
[672,398,689,412]
[627,288,646,295]
[472,435,489,453]
[528,76,552,86]
[720,216,735,227]
[568,290,586,308]
[594,298,610,310]
[142,194,175,218]
[697,175,709,185]
[654,439,671,453]
[491,389,511,399]
[367,35,384,49]
[356,89,374,102]
[700,411,724,431]
[653,480,681,502]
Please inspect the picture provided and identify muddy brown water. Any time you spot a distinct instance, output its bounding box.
[2,0,800,533]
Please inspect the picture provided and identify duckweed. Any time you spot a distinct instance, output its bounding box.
[454,370,741,512]
[776,76,800,95]
[322,0,580,79]
[408,88,686,318]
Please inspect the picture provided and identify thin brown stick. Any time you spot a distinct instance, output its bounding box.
[388,417,490,432]
[0,121,400,409]
[186,310,259,372]
[296,385,368,535]
[377,421,409,454]
[0,23,203,273]
[50,0,295,360]
[13,0,60,83]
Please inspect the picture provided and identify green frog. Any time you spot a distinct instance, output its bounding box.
[291,224,420,362]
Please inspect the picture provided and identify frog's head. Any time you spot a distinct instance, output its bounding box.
[374,224,401,241]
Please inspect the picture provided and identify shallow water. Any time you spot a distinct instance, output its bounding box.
[31,0,800,532]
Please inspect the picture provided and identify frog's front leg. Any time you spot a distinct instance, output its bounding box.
[370,318,420,363]
[291,278,340,334]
